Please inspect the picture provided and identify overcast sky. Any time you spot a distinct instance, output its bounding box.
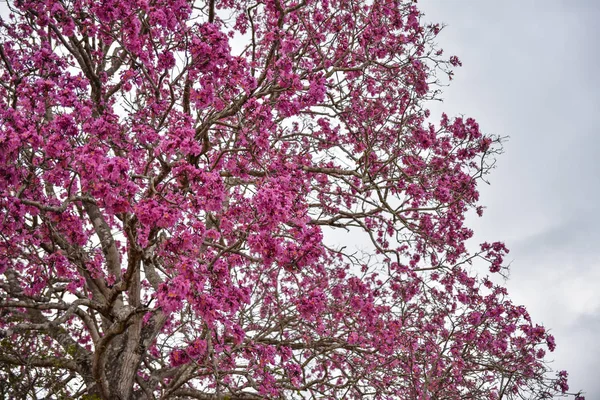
[419,1,600,397]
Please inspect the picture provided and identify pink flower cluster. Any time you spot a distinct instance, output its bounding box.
[0,0,583,398]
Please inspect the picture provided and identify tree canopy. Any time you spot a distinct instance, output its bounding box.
[0,0,584,398]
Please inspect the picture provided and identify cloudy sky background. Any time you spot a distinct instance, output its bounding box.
[419,1,600,397]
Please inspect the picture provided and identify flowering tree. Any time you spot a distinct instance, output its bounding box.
[0,0,585,399]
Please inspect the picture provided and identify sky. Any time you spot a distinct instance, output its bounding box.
[418,1,600,397]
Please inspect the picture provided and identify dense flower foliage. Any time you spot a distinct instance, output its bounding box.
[0,0,584,399]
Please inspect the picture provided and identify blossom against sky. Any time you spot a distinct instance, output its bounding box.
[419,1,600,397]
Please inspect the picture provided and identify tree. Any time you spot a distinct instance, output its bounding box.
[0,0,585,398]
